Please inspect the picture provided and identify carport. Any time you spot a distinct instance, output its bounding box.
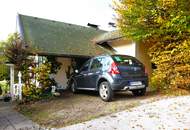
[16,14,112,89]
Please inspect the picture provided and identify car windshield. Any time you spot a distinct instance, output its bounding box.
[112,55,142,66]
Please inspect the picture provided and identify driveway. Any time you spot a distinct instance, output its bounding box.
[57,96,190,130]
[0,101,42,130]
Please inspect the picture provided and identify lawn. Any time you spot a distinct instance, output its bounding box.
[16,90,165,128]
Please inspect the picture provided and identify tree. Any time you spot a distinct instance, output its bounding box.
[4,33,31,71]
[0,39,9,81]
[3,33,62,101]
[115,0,190,93]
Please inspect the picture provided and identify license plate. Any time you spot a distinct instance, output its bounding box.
[129,85,145,90]
[130,81,142,86]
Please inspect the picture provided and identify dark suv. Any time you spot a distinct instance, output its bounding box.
[69,54,148,101]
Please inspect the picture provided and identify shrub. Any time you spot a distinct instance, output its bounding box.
[22,62,53,101]
[0,40,9,81]
[115,0,190,94]
[0,80,9,95]
[3,33,61,101]
[0,64,9,81]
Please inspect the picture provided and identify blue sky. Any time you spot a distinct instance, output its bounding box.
[0,0,115,41]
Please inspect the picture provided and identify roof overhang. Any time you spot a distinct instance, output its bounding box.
[29,52,92,58]
[94,30,123,44]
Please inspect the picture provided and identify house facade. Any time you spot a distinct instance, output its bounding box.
[17,14,152,89]
[94,31,152,76]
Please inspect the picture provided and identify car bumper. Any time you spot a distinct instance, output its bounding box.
[110,76,148,91]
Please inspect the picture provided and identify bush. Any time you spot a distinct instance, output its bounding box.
[0,64,9,81]
[149,40,190,94]
[22,84,52,102]
[0,41,9,81]
[0,80,9,95]
[115,0,190,94]
[3,33,61,102]
[22,62,54,102]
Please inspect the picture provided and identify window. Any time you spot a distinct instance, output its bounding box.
[90,58,103,70]
[112,55,142,66]
[101,57,111,71]
[80,60,91,72]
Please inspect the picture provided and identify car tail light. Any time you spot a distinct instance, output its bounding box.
[109,62,120,75]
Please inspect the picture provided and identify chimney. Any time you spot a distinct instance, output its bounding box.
[87,23,99,29]
[108,22,116,28]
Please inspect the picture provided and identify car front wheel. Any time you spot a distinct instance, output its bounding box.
[132,87,146,96]
[99,81,113,102]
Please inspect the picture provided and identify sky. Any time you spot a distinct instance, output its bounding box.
[0,0,116,41]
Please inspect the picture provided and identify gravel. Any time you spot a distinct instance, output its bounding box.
[56,96,190,130]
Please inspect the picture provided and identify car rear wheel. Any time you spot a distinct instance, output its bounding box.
[132,87,146,96]
[71,81,77,93]
[99,81,113,102]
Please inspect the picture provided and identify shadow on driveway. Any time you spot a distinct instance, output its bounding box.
[69,89,157,101]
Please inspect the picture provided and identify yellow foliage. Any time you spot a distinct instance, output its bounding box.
[114,0,190,94]
[160,0,177,9]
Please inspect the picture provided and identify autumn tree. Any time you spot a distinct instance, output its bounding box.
[4,33,31,71]
[115,0,190,93]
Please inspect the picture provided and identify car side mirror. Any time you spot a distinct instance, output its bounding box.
[75,69,79,73]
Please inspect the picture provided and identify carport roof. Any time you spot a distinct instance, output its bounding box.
[18,14,112,57]
[94,30,123,44]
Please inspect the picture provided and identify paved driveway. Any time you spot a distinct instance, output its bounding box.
[57,96,190,130]
[0,101,41,130]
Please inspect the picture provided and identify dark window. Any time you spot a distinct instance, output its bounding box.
[90,58,103,70]
[80,60,91,72]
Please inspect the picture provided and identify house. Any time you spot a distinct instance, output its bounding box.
[94,31,152,76]
[17,14,112,89]
[17,14,152,90]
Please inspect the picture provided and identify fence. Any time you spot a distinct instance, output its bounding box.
[13,83,22,100]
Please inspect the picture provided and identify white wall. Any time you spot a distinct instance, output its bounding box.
[136,42,152,76]
[108,39,152,76]
[110,39,136,57]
